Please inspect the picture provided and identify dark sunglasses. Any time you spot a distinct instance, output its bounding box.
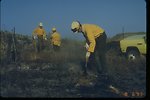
[71,28,77,32]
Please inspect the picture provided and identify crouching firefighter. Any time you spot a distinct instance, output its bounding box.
[71,21,118,87]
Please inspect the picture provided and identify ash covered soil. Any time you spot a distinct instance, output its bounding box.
[0,31,146,98]
[1,50,146,98]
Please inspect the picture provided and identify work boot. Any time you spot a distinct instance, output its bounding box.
[97,73,111,86]
[97,72,107,78]
[82,70,88,76]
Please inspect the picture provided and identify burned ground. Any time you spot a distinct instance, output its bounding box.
[0,31,146,98]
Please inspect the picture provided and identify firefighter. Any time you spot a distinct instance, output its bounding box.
[50,28,61,52]
[71,21,107,76]
[71,21,119,90]
[32,22,47,52]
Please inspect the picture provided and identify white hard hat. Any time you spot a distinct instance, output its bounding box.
[39,22,43,26]
[71,21,80,29]
[52,27,56,31]
[71,21,80,33]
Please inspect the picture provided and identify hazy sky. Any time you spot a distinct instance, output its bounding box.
[1,0,146,39]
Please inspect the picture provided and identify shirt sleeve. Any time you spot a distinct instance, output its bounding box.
[86,31,96,52]
[43,29,46,39]
[32,28,37,37]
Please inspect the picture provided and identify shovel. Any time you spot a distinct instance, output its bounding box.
[83,56,89,76]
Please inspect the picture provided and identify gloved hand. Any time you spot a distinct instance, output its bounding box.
[44,37,47,40]
[33,36,37,40]
[84,43,89,50]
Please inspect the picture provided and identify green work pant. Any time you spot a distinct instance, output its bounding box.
[53,45,60,52]
[37,36,44,52]
[89,32,108,75]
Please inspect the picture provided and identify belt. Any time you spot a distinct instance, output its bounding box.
[95,31,105,39]
[37,35,43,37]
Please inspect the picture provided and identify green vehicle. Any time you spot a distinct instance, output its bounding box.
[119,34,146,60]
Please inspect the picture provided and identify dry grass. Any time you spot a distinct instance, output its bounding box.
[21,39,85,64]
[1,35,146,97]
[106,48,146,93]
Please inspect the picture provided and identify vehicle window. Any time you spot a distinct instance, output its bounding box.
[125,35,146,40]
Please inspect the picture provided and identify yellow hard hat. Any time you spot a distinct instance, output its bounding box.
[52,27,56,31]
[71,21,80,33]
[39,22,43,26]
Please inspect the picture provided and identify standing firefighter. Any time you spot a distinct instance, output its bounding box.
[71,21,118,90]
[32,22,47,52]
[50,28,61,51]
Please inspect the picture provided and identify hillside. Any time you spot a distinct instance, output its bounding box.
[108,32,146,42]
[0,31,146,98]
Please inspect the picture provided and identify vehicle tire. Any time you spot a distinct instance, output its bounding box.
[126,49,140,61]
